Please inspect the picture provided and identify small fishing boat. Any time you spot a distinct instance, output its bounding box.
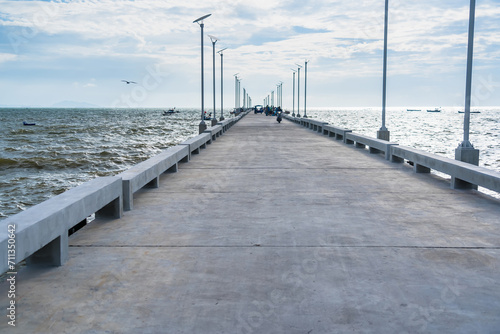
[427,108,441,113]
[162,108,178,115]
[23,121,36,126]
[406,109,421,111]
[458,111,481,114]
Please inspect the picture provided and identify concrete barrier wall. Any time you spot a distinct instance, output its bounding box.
[118,145,190,211]
[0,176,122,273]
[285,115,500,194]
[0,111,249,274]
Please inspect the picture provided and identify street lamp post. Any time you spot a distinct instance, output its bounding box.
[279,82,283,109]
[304,60,309,118]
[454,0,479,188]
[291,69,296,117]
[234,73,239,113]
[377,0,390,141]
[193,14,211,134]
[218,48,227,121]
[243,88,246,109]
[296,64,302,117]
[208,35,219,126]
[276,84,280,108]
[238,78,241,112]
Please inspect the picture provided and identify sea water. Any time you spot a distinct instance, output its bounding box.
[0,107,498,219]
[0,108,201,219]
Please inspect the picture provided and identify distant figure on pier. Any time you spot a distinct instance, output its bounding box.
[265,105,271,116]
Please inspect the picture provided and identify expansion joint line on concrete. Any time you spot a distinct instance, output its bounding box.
[68,245,500,249]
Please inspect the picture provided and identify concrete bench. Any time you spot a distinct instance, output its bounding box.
[204,124,223,141]
[323,125,352,141]
[307,119,328,133]
[390,145,500,191]
[0,176,122,272]
[345,132,399,160]
[119,145,189,211]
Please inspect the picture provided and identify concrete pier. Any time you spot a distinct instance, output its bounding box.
[1,113,500,333]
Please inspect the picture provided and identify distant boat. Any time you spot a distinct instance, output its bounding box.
[162,108,178,115]
[23,121,36,126]
[427,108,441,113]
[458,110,481,114]
[406,109,421,111]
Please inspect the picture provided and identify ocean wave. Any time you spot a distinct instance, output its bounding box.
[0,156,94,170]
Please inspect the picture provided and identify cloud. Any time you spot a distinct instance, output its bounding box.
[0,52,17,63]
[0,0,499,107]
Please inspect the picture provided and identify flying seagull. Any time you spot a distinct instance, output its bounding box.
[121,80,137,84]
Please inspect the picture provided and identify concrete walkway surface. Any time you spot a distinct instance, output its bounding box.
[1,112,500,333]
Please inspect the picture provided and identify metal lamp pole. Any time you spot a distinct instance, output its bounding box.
[276,84,280,108]
[208,35,219,126]
[193,14,211,134]
[233,73,239,113]
[279,82,283,109]
[377,0,390,141]
[218,48,227,121]
[455,0,479,183]
[238,78,242,112]
[291,69,296,116]
[304,60,309,118]
[296,64,302,117]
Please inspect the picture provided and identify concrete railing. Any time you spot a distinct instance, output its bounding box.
[204,124,223,141]
[306,119,329,133]
[0,176,122,272]
[345,132,399,160]
[180,133,212,159]
[219,119,231,132]
[323,125,352,142]
[218,117,239,132]
[0,111,250,274]
[285,115,500,194]
[390,145,500,191]
[118,145,190,211]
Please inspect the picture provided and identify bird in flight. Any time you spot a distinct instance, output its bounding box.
[122,80,138,84]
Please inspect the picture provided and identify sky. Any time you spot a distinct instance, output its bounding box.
[0,0,499,109]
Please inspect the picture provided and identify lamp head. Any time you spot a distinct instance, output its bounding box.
[193,14,212,24]
[218,47,228,54]
[208,34,219,43]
